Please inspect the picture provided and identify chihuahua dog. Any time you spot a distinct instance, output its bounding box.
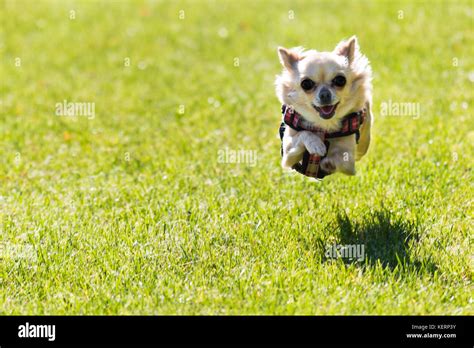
[275,36,373,176]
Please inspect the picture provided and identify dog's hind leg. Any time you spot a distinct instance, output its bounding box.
[356,101,373,160]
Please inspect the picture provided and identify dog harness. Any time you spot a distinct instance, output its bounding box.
[279,105,366,179]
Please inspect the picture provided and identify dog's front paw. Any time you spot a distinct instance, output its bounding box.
[320,156,356,175]
[301,132,326,156]
[320,157,337,173]
[306,138,326,156]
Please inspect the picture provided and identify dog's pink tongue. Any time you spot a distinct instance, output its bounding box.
[321,105,335,114]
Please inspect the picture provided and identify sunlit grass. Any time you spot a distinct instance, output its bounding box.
[0,0,472,314]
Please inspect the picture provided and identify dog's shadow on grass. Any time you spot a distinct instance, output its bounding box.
[325,210,437,274]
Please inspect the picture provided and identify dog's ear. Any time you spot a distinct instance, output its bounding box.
[334,36,359,64]
[277,47,300,70]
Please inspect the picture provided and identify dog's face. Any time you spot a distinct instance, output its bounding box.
[275,36,372,129]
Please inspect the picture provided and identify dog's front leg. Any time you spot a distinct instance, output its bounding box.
[320,136,356,175]
[282,128,326,168]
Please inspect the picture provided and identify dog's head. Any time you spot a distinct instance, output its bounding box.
[275,36,372,130]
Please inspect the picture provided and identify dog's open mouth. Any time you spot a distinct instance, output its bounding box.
[313,102,339,119]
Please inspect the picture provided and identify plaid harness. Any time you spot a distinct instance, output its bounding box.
[279,105,366,179]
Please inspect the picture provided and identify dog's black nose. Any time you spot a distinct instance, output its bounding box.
[319,88,332,105]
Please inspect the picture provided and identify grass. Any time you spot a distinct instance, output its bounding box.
[0,0,472,315]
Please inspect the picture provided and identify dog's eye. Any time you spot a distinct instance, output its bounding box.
[300,79,315,91]
[332,75,346,87]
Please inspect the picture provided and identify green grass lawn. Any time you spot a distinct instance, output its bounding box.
[0,0,472,315]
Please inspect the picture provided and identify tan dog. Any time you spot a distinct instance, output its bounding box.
[275,36,373,176]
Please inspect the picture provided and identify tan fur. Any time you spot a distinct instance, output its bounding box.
[275,36,373,176]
